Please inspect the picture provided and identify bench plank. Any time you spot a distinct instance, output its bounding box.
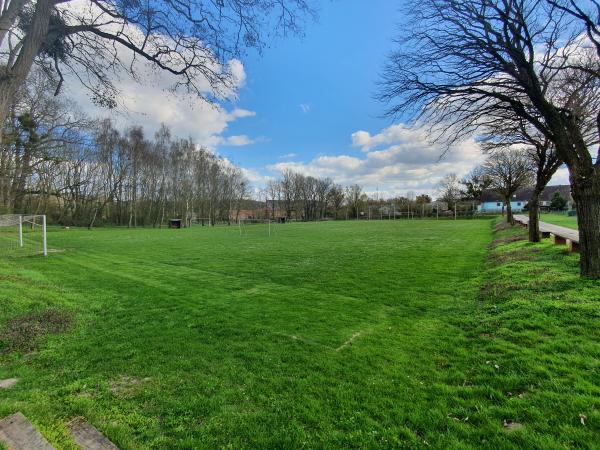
[514,215,579,243]
[68,418,119,450]
[0,412,55,450]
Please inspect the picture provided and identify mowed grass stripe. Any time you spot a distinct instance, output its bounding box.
[1,220,498,448]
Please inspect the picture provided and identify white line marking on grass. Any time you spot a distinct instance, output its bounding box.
[336,332,362,352]
[275,333,335,351]
[276,330,366,352]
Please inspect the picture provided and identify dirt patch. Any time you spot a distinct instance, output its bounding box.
[503,420,524,432]
[477,280,523,303]
[493,221,514,233]
[109,376,151,396]
[0,308,73,353]
[489,234,527,249]
[488,248,533,266]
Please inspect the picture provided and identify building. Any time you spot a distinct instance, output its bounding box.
[478,185,573,213]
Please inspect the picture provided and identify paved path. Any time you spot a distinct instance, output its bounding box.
[514,214,580,243]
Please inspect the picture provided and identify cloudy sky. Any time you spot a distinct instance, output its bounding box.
[65,0,569,198]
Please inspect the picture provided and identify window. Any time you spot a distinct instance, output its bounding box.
[517,202,521,206]
[497,202,501,207]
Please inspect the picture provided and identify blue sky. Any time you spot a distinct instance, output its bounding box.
[66,0,570,196]
[204,0,510,195]
[219,0,400,170]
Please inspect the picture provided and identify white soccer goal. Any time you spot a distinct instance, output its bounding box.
[0,214,47,257]
[238,218,274,237]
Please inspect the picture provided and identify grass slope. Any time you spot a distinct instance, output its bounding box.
[0,220,598,449]
[539,213,578,230]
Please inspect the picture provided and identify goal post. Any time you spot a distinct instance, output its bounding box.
[238,218,274,237]
[0,214,47,257]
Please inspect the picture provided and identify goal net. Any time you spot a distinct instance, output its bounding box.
[0,215,47,257]
[238,218,275,237]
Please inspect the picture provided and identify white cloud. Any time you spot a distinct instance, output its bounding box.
[58,0,257,149]
[299,103,311,114]
[549,166,570,186]
[65,64,257,149]
[267,123,485,196]
[352,124,411,152]
[241,167,274,186]
[221,135,254,146]
[279,152,299,159]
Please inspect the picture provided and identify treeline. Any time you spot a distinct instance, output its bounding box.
[264,171,434,220]
[264,171,345,220]
[0,74,249,227]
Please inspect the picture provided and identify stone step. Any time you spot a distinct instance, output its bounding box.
[68,418,119,450]
[0,412,55,450]
[0,378,18,389]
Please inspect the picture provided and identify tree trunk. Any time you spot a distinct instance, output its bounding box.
[505,199,513,224]
[0,0,52,142]
[528,190,542,243]
[571,173,600,278]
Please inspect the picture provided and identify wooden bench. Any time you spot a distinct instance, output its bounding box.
[513,215,579,252]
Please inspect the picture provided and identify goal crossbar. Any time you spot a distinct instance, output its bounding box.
[238,218,273,237]
[0,214,47,256]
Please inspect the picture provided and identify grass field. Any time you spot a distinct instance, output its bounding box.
[539,213,578,230]
[1,220,599,449]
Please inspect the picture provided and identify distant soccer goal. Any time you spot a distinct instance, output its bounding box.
[0,215,47,257]
[238,218,275,237]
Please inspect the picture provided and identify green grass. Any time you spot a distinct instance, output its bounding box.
[0,220,598,449]
[539,213,578,229]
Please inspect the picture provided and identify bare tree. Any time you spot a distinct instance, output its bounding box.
[327,183,345,219]
[0,0,314,139]
[0,70,90,213]
[480,66,599,241]
[265,179,281,220]
[380,0,600,277]
[437,173,461,210]
[460,168,492,202]
[482,119,561,240]
[346,184,363,220]
[482,150,534,225]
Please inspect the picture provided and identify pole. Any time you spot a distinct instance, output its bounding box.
[42,215,47,256]
[18,215,23,247]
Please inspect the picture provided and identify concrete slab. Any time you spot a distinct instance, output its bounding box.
[0,378,18,389]
[0,412,55,450]
[68,418,119,450]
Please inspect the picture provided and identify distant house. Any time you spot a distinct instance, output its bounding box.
[233,209,260,221]
[478,185,573,213]
[229,205,286,222]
